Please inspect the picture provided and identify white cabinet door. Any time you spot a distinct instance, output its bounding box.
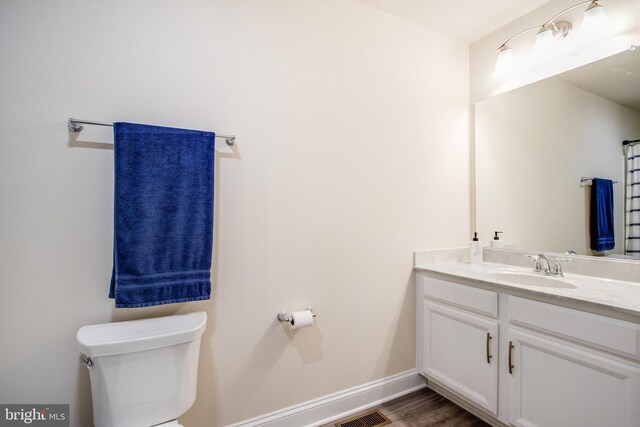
[422,300,499,415]
[508,329,640,427]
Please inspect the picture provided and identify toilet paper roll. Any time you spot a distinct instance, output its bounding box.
[290,310,314,330]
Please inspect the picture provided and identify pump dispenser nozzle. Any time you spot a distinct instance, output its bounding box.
[490,231,505,248]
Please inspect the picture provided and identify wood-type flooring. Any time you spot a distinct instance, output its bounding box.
[321,388,491,427]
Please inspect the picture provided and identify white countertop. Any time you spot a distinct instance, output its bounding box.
[415,261,640,319]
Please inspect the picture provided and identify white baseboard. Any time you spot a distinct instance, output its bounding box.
[225,369,426,427]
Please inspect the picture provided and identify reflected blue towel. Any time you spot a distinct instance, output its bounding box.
[109,123,214,308]
[590,178,615,252]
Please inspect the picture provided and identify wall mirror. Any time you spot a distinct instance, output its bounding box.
[475,48,640,260]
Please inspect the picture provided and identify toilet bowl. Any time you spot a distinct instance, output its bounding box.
[77,312,207,427]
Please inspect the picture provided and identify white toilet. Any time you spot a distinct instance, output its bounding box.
[77,312,207,427]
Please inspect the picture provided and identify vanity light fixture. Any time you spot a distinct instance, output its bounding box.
[492,0,611,78]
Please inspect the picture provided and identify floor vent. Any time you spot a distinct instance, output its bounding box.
[334,409,391,427]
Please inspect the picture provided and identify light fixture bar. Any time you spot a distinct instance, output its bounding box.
[495,0,596,51]
[493,0,610,79]
[541,0,597,28]
[496,26,542,51]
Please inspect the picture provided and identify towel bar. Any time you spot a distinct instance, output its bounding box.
[68,118,237,146]
[580,177,618,184]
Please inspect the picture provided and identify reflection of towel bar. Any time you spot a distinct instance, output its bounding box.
[67,118,237,146]
[580,177,618,184]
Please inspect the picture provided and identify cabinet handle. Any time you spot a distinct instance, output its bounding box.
[508,341,515,374]
[486,332,492,364]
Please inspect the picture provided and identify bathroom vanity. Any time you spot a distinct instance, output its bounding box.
[415,248,640,427]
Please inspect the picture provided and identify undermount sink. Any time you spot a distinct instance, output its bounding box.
[482,271,577,289]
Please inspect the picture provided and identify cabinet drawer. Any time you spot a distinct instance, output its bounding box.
[508,296,640,359]
[421,275,498,318]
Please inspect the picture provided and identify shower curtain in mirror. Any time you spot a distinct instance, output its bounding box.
[626,143,640,258]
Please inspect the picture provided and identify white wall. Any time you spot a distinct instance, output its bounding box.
[0,1,469,426]
[476,78,640,255]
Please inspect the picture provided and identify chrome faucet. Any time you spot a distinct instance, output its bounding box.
[525,253,572,277]
[526,253,551,274]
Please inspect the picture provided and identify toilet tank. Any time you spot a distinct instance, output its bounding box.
[77,312,207,427]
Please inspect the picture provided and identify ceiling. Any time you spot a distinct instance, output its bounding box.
[557,49,640,112]
[355,0,552,43]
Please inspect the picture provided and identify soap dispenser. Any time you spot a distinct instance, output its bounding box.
[490,231,504,248]
[469,232,483,265]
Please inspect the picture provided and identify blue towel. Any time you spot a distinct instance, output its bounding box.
[109,123,214,307]
[590,178,615,252]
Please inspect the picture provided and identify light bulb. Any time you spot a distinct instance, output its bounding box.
[493,46,517,79]
[532,26,557,60]
[580,1,611,40]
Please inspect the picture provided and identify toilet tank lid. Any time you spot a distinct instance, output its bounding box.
[77,312,207,358]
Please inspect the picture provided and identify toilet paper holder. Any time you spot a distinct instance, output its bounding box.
[277,307,316,323]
